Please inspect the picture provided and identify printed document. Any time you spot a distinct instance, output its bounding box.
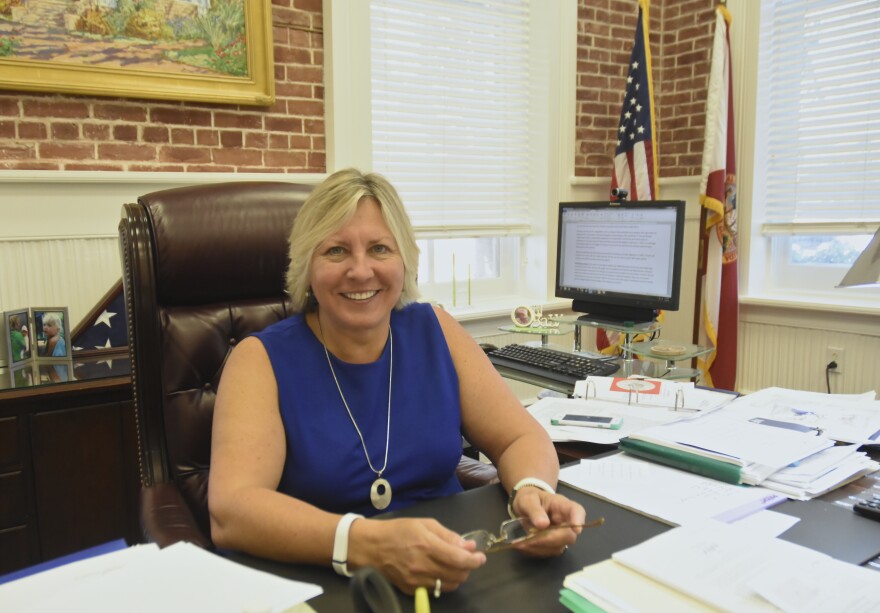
[560,455,787,526]
[723,386,880,444]
[610,521,880,612]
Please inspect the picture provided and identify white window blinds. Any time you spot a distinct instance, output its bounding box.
[370,0,532,237]
[759,0,880,229]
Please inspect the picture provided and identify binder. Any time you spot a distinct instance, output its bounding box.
[617,437,744,485]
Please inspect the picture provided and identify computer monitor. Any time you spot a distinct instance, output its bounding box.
[555,200,685,325]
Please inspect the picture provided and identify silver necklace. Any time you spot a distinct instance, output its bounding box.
[318,316,393,510]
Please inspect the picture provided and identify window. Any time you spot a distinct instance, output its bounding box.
[751,0,880,307]
[326,0,565,311]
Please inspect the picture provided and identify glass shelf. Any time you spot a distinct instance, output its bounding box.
[622,341,713,381]
[498,323,573,347]
[559,315,661,357]
[559,315,662,335]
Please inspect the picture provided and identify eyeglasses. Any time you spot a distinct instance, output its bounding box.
[461,516,605,553]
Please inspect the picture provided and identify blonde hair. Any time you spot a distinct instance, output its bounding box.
[286,168,420,313]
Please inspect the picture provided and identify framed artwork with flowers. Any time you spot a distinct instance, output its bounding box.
[0,0,274,105]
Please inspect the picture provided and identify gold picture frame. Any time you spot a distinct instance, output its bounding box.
[0,0,275,106]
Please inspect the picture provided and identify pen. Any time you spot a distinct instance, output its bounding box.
[415,586,430,613]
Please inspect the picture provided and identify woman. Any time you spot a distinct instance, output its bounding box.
[42,314,66,357]
[208,169,587,595]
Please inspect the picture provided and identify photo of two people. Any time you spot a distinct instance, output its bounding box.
[4,307,71,367]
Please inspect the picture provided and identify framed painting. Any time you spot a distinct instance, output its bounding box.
[0,0,274,106]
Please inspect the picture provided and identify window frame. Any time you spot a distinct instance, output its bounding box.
[738,0,880,312]
[322,0,575,311]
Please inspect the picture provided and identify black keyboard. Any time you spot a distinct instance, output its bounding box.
[487,344,619,387]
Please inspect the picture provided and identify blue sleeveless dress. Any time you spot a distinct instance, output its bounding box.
[254,302,464,516]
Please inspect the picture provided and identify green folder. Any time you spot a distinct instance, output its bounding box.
[618,437,744,485]
[559,588,607,613]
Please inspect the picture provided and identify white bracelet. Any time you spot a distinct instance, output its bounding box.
[507,477,555,519]
[332,512,363,577]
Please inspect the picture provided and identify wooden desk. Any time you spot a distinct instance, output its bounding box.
[225,463,880,611]
[0,354,138,575]
[226,482,670,612]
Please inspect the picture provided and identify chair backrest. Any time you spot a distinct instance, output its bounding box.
[119,181,312,540]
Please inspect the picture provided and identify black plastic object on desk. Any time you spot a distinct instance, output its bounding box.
[487,344,619,387]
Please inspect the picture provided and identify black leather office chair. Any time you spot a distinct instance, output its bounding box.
[119,181,498,549]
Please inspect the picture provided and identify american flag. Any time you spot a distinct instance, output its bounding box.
[72,289,128,351]
[599,0,659,353]
[610,0,658,201]
[71,287,130,378]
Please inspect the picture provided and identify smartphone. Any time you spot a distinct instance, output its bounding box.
[551,413,623,429]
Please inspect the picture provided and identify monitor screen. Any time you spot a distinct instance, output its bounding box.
[555,200,685,325]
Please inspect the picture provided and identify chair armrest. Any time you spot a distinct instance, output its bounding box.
[456,456,500,490]
[140,482,214,550]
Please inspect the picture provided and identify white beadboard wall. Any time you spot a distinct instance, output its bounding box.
[0,237,120,329]
[0,171,323,330]
[737,308,880,396]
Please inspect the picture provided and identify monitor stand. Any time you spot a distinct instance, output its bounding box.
[572,300,657,327]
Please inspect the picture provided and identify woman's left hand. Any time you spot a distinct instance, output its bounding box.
[510,488,588,557]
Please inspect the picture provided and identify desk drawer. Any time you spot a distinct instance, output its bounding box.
[0,471,27,527]
[0,524,35,575]
[0,416,20,470]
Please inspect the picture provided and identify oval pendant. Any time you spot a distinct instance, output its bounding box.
[370,477,392,510]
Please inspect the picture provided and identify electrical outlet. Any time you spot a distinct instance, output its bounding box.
[826,346,845,374]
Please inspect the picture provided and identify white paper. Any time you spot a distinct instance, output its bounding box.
[729,510,800,538]
[724,387,880,444]
[611,522,847,613]
[749,555,880,613]
[0,544,161,612]
[560,455,787,526]
[1,542,322,613]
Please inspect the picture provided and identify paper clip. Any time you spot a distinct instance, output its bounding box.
[586,379,597,400]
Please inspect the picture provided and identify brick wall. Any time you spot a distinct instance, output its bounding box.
[0,0,713,178]
[0,1,325,173]
[575,0,716,179]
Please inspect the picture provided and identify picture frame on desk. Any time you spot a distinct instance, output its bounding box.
[0,0,275,106]
[3,308,33,367]
[511,305,535,327]
[32,307,71,362]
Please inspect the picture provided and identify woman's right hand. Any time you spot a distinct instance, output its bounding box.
[349,517,486,595]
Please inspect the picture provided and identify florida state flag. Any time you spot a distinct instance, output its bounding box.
[697,5,738,390]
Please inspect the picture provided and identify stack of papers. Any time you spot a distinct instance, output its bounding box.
[617,409,878,499]
[559,455,788,527]
[0,542,322,613]
[560,521,880,613]
[722,387,880,444]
